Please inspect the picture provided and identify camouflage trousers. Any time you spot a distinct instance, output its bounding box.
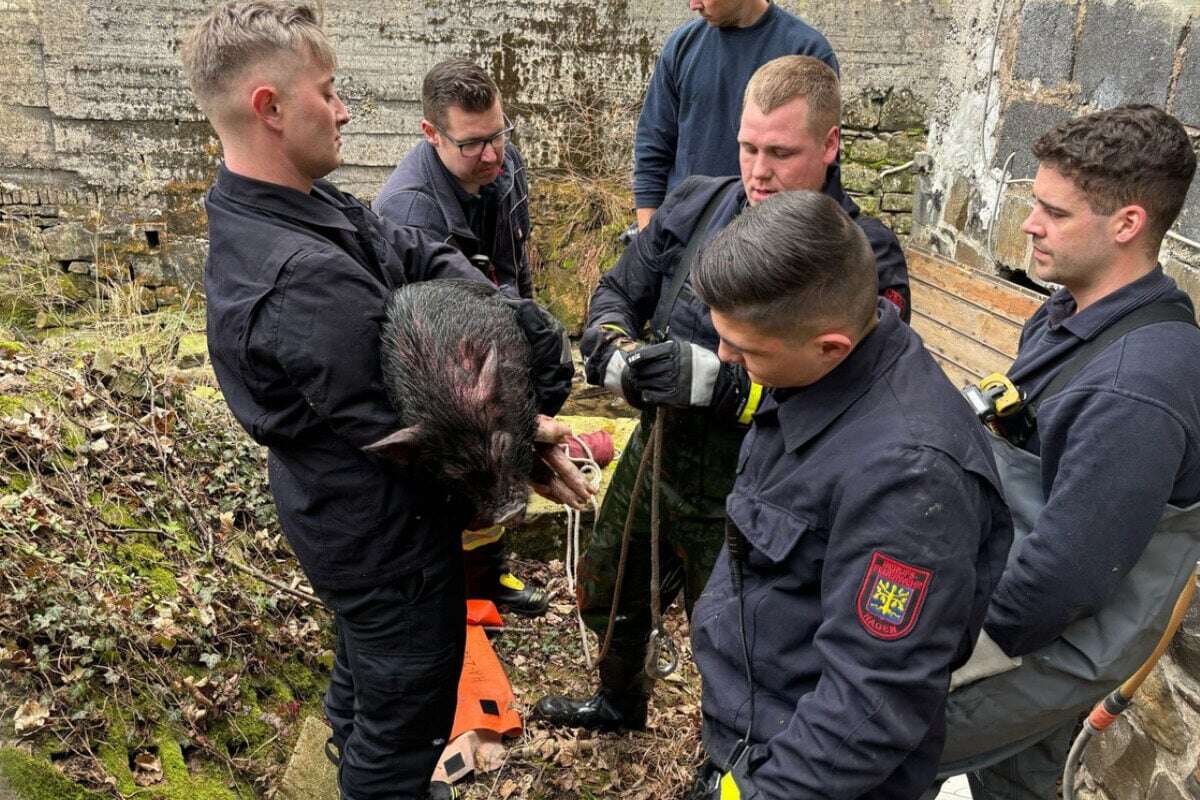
[575,408,745,708]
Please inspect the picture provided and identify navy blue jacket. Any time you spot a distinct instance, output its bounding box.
[985,267,1200,655]
[582,173,910,409]
[634,2,837,209]
[204,166,566,590]
[692,302,1012,799]
[373,140,532,298]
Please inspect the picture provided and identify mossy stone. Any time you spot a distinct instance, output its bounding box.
[99,724,237,800]
[0,748,107,800]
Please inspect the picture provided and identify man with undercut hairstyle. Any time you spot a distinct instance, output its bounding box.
[374,59,547,618]
[533,55,908,733]
[181,4,586,798]
[687,191,1010,799]
[932,105,1200,800]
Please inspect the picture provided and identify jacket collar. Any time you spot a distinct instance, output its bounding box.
[1048,266,1174,340]
[418,140,516,244]
[759,299,908,453]
[726,163,858,221]
[213,163,358,233]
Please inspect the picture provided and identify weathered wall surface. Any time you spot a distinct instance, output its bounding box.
[913,3,1200,795]
[0,0,948,305]
[913,0,1200,294]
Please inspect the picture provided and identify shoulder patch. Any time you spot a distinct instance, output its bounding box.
[856,551,933,640]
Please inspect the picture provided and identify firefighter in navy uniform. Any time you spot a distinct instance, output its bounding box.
[930,107,1200,800]
[181,5,587,798]
[686,192,1011,800]
[534,55,910,733]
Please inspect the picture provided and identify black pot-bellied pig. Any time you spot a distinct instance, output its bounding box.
[365,280,538,529]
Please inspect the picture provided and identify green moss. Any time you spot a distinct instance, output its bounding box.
[114,542,179,598]
[258,675,295,704]
[155,729,237,799]
[99,719,238,800]
[280,658,323,697]
[89,494,138,529]
[61,420,87,452]
[144,567,179,599]
[0,748,107,800]
[209,713,274,755]
[3,471,31,493]
[176,333,208,368]
[0,394,24,416]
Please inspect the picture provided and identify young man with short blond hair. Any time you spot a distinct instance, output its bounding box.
[182,4,584,798]
[634,0,838,228]
[534,55,908,733]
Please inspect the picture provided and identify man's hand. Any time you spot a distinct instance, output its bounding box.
[530,415,596,509]
[627,339,722,407]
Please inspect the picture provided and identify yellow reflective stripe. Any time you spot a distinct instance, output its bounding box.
[737,382,764,425]
[498,572,526,591]
[461,525,505,550]
[600,323,630,336]
[719,771,742,800]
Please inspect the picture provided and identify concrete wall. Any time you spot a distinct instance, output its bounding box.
[913,3,1200,794]
[0,0,950,209]
[0,0,948,303]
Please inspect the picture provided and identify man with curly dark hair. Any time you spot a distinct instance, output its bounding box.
[936,104,1200,799]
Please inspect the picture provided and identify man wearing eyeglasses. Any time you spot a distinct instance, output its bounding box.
[374,59,547,617]
[375,59,528,299]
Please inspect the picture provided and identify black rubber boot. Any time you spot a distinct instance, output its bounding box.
[490,571,550,617]
[426,781,460,799]
[531,687,648,731]
[465,541,549,617]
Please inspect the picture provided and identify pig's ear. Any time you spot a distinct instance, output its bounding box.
[363,426,425,463]
[467,343,501,408]
[491,430,514,461]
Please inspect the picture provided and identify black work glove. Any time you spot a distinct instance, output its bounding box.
[502,297,573,416]
[581,323,645,408]
[625,338,724,408]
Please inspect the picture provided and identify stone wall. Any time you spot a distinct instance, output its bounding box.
[912,2,1200,795]
[0,0,948,306]
[913,0,1200,297]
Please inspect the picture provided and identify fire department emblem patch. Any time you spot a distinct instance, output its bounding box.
[856,551,932,640]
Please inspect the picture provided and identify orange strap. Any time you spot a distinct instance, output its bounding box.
[450,624,522,740]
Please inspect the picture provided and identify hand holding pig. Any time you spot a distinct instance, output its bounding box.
[530,415,597,510]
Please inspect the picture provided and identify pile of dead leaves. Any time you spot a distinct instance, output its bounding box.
[0,334,329,796]
[0,322,705,799]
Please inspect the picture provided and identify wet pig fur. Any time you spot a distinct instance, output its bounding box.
[367,280,537,528]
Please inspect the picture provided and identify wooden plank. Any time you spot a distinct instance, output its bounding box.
[912,311,1017,379]
[906,248,1044,324]
[928,352,982,390]
[910,278,1024,360]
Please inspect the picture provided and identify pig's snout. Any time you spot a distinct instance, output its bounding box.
[493,499,527,527]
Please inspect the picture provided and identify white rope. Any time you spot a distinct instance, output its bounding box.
[560,435,603,669]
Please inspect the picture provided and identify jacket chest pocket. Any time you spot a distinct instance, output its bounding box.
[726,491,819,568]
